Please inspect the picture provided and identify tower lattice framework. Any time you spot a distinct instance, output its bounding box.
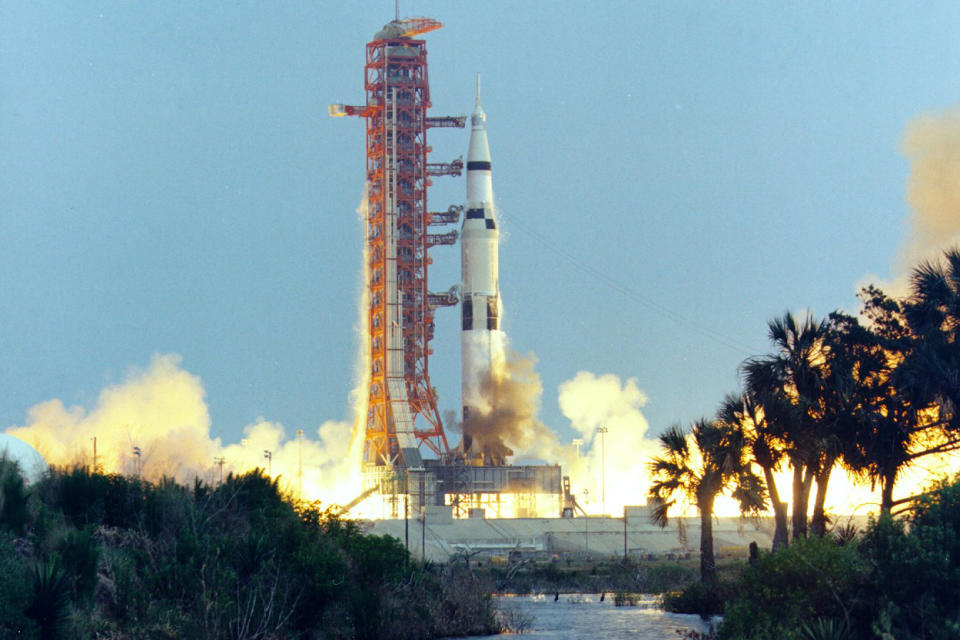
[335,19,464,469]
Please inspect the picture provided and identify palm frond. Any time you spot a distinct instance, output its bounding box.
[658,423,689,459]
[648,496,674,529]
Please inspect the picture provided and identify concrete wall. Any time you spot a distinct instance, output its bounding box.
[368,515,778,563]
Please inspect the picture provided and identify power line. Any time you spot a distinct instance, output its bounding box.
[503,213,758,355]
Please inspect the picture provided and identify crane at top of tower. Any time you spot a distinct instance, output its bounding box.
[374,17,443,40]
[398,17,443,37]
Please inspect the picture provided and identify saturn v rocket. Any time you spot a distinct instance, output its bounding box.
[460,79,507,460]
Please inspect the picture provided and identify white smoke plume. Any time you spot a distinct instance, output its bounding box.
[556,372,660,515]
[3,353,363,506]
[3,185,376,507]
[5,354,217,481]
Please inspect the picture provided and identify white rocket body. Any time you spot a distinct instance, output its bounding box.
[460,82,506,454]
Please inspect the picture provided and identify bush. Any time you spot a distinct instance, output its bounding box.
[716,475,960,639]
[0,459,31,536]
[718,537,867,640]
[26,558,74,640]
[664,579,733,617]
[0,533,36,638]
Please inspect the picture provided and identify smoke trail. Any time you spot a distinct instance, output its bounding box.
[339,186,372,501]
[2,353,366,505]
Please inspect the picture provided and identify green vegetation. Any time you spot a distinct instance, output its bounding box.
[648,248,960,563]
[0,460,501,639]
[697,474,960,639]
[654,247,960,638]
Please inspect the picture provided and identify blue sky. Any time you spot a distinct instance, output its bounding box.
[3,2,959,457]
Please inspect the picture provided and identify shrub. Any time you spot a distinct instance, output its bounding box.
[718,537,867,640]
[0,533,36,637]
[663,579,732,616]
[26,558,74,640]
[56,525,101,605]
[0,458,31,536]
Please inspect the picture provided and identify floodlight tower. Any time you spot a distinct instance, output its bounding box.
[331,17,464,473]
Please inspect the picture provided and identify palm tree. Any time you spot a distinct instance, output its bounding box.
[902,248,960,425]
[648,419,764,583]
[842,284,960,514]
[719,391,789,550]
[742,311,831,541]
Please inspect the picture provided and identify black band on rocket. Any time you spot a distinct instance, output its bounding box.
[467,161,491,171]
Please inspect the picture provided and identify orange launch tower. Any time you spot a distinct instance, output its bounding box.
[331,18,463,471]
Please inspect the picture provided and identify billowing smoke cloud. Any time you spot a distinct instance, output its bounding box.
[899,106,960,270]
[461,351,557,465]
[6,354,218,481]
[3,182,375,507]
[556,372,660,515]
[3,353,363,506]
[863,105,960,294]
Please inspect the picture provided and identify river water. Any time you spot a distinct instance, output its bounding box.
[451,594,715,639]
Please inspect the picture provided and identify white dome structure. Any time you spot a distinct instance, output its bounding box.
[0,433,48,485]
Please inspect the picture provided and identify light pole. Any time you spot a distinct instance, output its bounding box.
[421,506,426,560]
[583,488,590,553]
[263,450,272,476]
[132,446,142,479]
[91,437,98,474]
[297,429,304,501]
[214,456,225,485]
[572,438,583,459]
[597,426,608,516]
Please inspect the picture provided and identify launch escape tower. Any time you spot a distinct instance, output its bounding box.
[331,18,464,474]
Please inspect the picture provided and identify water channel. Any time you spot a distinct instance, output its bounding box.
[450,593,715,639]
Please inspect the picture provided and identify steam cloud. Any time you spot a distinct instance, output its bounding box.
[3,182,376,507]
[3,353,362,505]
[556,372,660,514]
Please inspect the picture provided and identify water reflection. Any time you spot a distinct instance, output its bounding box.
[450,593,715,639]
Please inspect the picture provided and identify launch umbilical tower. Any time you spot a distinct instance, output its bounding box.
[331,18,464,471]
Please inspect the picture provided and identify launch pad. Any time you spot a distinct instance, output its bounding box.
[334,17,565,519]
[366,462,564,520]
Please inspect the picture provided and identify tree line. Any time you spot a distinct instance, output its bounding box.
[0,463,502,639]
[648,247,960,585]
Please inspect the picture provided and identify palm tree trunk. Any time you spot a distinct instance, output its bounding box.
[698,493,717,584]
[791,463,814,541]
[810,457,835,537]
[762,464,789,551]
[880,469,896,514]
[791,463,804,541]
